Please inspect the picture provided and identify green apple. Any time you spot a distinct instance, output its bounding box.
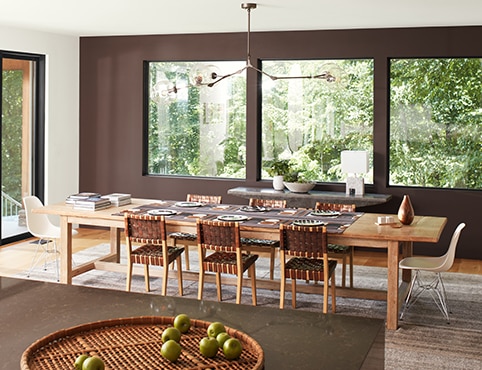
[207,321,226,338]
[74,354,89,370]
[216,332,231,348]
[162,327,182,343]
[223,338,242,360]
[161,339,182,362]
[173,314,191,334]
[82,356,105,370]
[199,337,219,358]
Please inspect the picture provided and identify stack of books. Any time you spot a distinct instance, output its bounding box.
[73,196,112,211]
[65,192,101,204]
[101,193,132,207]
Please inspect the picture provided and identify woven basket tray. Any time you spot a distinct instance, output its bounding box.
[21,316,264,369]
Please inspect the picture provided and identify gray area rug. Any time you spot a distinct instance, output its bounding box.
[16,244,482,369]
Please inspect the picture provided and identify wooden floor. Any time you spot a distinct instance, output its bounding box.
[1,227,481,276]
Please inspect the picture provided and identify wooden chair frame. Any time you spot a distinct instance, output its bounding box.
[197,219,258,305]
[125,214,184,296]
[279,223,336,313]
[170,194,222,270]
[315,202,356,288]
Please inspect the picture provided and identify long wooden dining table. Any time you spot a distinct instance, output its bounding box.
[34,197,447,330]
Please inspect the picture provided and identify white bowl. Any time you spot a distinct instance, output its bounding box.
[283,182,315,193]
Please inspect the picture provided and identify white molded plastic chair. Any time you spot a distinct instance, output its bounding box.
[399,223,466,323]
[23,196,78,281]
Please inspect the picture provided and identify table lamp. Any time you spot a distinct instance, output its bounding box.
[341,150,369,196]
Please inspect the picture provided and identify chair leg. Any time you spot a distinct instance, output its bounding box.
[341,254,347,288]
[280,275,286,309]
[291,279,297,309]
[144,264,151,293]
[184,245,191,270]
[269,249,275,280]
[323,275,329,314]
[331,271,336,313]
[249,264,257,306]
[197,269,204,300]
[126,262,133,292]
[216,272,223,302]
[176,256,183,296]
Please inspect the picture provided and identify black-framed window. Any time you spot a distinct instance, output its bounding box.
[389,57,482,190]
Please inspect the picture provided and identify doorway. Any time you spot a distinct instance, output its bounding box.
[1,51,45,244]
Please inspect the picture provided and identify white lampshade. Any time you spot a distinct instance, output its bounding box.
[341,150,369,174]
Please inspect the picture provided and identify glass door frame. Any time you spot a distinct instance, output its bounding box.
[0,50,45,244]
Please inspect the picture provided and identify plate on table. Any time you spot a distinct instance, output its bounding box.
[147,209,177,216]
[240,206,268,212]
[310,210,341,217]
[293,219,326,226]
[217,215,249,222]
[174,201,204,207]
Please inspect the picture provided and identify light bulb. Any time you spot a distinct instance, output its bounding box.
[189,64,221,87]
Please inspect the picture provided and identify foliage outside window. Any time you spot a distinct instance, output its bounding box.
[390,58,482,190]
[261,59,374,183]
[146,61,246,178]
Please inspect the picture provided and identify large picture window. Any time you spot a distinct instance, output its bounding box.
[145,61,246,178]
[261,59,374,183]
[389,58,482,190]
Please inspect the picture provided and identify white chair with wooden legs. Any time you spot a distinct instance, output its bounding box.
[315,202,356,288]
[23,195,78,282]
[279,223,337,313]
[170,194,222,270]
[124,213,184,295]
[240,198,287,280]
[197,219,258,305]
[399,223,466,323]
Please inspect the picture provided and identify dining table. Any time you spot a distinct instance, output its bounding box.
[34,197,447,330]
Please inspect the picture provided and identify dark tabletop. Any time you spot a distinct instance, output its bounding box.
[0,276,384,369]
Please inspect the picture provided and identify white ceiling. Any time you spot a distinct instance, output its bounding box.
[1,0,481,37]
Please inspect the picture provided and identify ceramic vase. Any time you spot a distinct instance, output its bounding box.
[398,195,414,225]
[272,175,285,191]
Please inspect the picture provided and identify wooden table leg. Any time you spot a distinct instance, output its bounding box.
[401,241,413,282]
[110,227,121,263]
[60,216,73,285]
[386,240,400,330]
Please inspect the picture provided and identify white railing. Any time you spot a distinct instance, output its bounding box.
[2,191,22,217]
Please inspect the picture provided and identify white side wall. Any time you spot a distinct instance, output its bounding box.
[0,25,79,205]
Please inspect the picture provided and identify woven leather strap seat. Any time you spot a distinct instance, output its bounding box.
[131,244,184,266]
[285,258,337,281]
[203,252,258,274]
[169,232,197,241]
[240,237,278,247]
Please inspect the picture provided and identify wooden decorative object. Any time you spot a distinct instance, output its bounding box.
[397,195,415,225]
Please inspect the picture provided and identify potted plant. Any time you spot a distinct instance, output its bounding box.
[283,171,316,193]
[267,159,291,191]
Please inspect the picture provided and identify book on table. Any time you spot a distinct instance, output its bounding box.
[101,193,131,206]
[73,197,112,210]
[66,192,101,204]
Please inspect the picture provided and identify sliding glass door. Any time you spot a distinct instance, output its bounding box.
[1,51,45,243]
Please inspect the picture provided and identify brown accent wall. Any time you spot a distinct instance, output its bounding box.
[80,27,482,259]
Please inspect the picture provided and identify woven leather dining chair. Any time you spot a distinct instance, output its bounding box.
[124,213,184,295]
[197,219,259,305]
[279,223,337,313]
[240,198,287,280]
[315,202,356,288]
[399,223,466,323]
[170,194,222,270]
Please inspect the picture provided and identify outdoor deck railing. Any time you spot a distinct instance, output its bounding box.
[2,191,22,218]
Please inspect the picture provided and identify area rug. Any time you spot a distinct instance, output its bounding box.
[12,244,482,369]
